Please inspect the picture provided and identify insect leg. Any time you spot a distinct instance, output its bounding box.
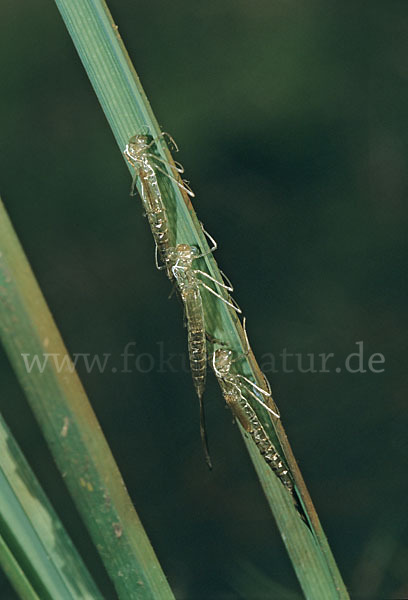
[154,245,167,271]
[133,130,178,153]
[130,169,140,197]
[195,225,217,258]
[237,373,270,397]
[237,377,280,419]
[123,148,140,195]
[156,131,179,153]
[198,279,242,313]
[195,269,232,291]
[219,269,235,291]
[144,153,185,174]
[205,332,227,346]
[240,316,274,401]
[150,163,195,197]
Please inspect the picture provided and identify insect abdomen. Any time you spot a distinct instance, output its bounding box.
[184,287,206,399]
[139,169,171,261]
[234,390,293,491]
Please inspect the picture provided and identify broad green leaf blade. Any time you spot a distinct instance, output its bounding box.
[0,413,102,599]
[50,0,348,597]
[0,198,174,600]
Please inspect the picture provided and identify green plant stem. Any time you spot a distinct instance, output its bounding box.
[0,198,174,599]
[0,412,103,599]
[242,430,341,598]
[50,0,348,597]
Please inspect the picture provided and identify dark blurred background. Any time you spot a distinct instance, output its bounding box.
[1,1,408,598]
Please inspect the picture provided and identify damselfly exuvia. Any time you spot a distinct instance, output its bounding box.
[124,132,193,272]
[163,229,241,468]
[211,320,292,490]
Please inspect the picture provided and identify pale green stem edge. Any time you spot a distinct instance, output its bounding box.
[0,412,103,599]
[0,534,40,600]
[0,197,174,600]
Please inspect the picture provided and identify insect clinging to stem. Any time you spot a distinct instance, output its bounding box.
[210,319,293,488]
[124,131,194,273]
[163,228,241,468]
[212,317,280,420]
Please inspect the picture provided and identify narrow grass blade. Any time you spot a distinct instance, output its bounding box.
[0,413,102,599]
[0,534,40,600]
[50,0,348,597]
[0,197,174,599]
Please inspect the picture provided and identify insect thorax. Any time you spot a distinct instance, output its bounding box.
[126,134,151,155]
[213,349,233,377]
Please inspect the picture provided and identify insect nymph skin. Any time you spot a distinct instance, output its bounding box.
[167,244,207,401]
[166,243,210,465]
[164,229,241,468]
[124,134,171,267]
[212,348,293,491]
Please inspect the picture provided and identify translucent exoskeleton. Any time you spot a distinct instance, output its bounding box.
[211,320,293,490]
[163,230,241,468]
[124,132,194,272]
